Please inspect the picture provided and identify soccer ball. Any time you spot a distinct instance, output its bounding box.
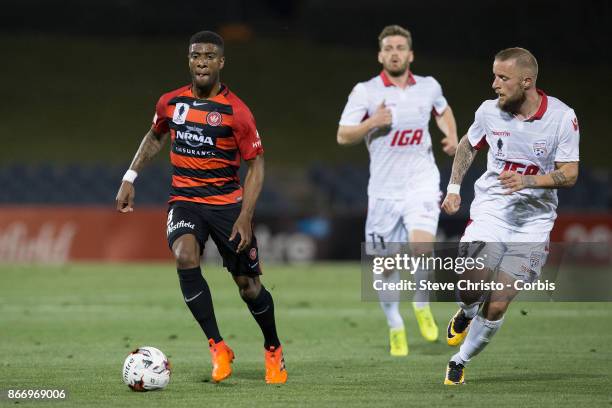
[122,346,172,391]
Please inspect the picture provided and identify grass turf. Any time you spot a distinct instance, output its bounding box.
[1,262,611,407]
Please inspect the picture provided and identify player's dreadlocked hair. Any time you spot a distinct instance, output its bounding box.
[189,31,225,54]
[378,25,412,50]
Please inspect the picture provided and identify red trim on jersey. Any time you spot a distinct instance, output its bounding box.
[380,70,416,87]
[224,91,264,161]
[473,135,488,150]
[461,219,473,238]
[527,89,548,121]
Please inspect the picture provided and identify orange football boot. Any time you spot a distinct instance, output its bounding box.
[264,345,287,384]
[208,339,234,383]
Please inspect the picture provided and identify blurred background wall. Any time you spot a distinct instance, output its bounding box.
[1,0,610,263]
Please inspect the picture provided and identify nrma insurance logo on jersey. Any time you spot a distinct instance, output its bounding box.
[166,209,195,236]
[176,125,214,148]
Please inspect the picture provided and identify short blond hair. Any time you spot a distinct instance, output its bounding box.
[378,25,412,49]
[495,47,538,79]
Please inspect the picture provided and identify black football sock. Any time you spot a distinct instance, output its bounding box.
[245,286,280,349]
[177,267,222,343]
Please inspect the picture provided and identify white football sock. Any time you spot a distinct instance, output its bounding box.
[412,266,431,307]
[451,314,504,366]
[377,270,404,329]
[458,301,479,319]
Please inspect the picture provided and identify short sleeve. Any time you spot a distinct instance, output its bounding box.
[555,110,580,162]
[431,78,448,116]
[467,103,488,150]
[339,83,369,126]
[151,95,170,134]
[233,103,263,161]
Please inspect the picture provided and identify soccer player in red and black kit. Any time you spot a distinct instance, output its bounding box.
[115,31,287,384]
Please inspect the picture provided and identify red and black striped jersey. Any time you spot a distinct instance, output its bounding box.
[151,84,263,206]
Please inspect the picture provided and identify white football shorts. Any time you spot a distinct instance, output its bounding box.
[460,219,550,282]
[365,193,441,256]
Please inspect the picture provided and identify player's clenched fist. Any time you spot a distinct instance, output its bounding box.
[115,181,135,213]
[441,192,461,215]
[370,100,392,129]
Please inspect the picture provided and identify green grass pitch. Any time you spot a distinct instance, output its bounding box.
[1,263,611,407]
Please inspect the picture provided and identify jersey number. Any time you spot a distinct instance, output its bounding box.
[390,129,423,146]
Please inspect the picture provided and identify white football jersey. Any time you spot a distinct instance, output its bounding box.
[466,90,580,233]
[339,71,448,199]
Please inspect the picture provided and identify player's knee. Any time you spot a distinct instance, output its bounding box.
[411,242,433,256]
[235,277,261,301]
[174,248,199,269]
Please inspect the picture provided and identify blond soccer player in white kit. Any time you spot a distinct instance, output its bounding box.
[441,48,579,384]
[337,25,458,356]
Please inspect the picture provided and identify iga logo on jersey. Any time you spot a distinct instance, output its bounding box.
[533,141,547,157]
[206,111,223,126]
[173,103,190,125]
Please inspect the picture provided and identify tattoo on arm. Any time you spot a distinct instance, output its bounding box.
[129,130,169,172]
[449,135,477,185]
[550,170,568,187]
[523,175,537,188]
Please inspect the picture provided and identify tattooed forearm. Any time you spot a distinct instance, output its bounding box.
[129,130,169,172]
[550,170,568,187]
[523,175,537,188]
[449,135,478,185]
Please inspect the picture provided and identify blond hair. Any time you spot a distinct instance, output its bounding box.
[495,47,538,79]
[378,25,412,49]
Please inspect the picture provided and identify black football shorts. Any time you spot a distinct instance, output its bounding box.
[166,201,261,277]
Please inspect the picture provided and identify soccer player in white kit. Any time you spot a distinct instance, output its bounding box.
[337,25,458,356]
[441,48,579,384]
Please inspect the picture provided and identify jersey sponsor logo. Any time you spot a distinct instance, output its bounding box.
[571,117,579,131]
[502,161,540,175]
[252,130,262,149]
[492,130,511,136]
[166,219,196,235]
[390,129,423,146]
[172,103,190,125]
[533,141,547,157]
[174,146,216,157]
[206,111,223,126]
[193,101,208,106]
[176,125,214,147]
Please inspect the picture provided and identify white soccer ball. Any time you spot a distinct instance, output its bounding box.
[122,346,172,391]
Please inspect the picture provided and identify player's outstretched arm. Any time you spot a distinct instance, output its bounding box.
[115,129,169,213]
[435,106,458,156]
[337,101,392,145]
[441,134,478,215]
[498,161,578,194]
[230,154,264,252]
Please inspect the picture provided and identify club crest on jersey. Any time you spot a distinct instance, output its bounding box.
[533,141,547,157]
[173,103,190,125]
[206,111,223,127]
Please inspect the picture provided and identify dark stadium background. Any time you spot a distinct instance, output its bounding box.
[1,0,610,263]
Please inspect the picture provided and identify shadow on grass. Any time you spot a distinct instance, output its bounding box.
[475,372,605,384]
